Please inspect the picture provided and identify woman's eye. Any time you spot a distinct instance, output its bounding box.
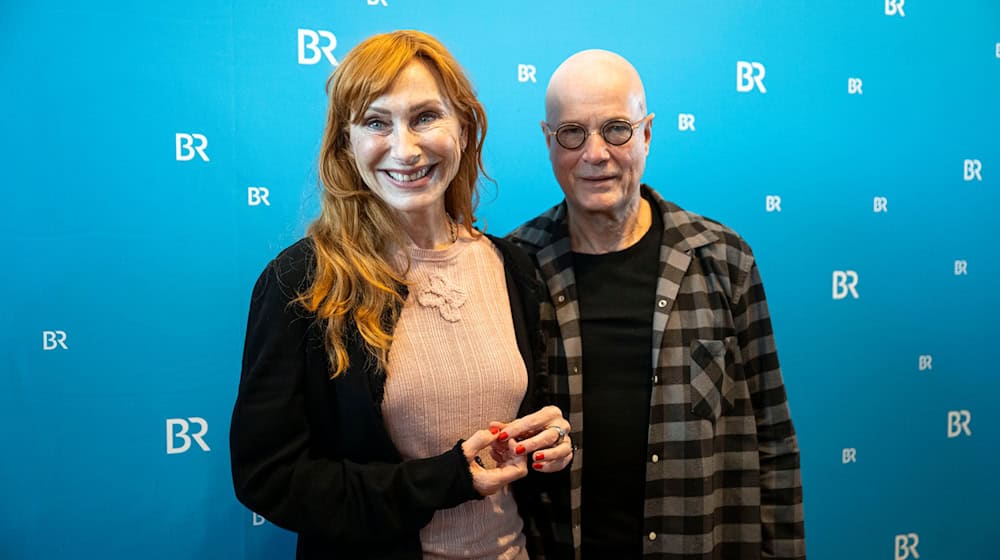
[365,119,388,131]
[415,112,439,125]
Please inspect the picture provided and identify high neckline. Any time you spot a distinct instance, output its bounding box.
[407,231,474,263]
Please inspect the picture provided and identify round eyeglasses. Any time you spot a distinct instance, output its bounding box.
[544,113,653,150]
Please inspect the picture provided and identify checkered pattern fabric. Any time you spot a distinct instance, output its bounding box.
[509,185,805,559]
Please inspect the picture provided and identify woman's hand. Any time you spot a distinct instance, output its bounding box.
[461,429,528,496]
[489,405,573,473]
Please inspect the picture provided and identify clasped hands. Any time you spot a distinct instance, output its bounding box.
[460,405,574,496]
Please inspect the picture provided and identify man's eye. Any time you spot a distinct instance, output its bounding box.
[606,123,630,135]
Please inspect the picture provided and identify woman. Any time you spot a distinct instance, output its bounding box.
[229,30,572,559]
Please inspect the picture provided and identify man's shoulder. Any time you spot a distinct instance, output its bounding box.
[649,187,755,262]
[507,201,567,254]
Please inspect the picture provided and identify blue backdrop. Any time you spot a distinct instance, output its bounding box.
[2,1,998,559]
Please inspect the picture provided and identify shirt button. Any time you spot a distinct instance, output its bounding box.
[652,375,658,384]
[573,366,579,374]
[651,454,659,463]
[648,532,657,541]
[557,294,566,304]
[657,299,667,308]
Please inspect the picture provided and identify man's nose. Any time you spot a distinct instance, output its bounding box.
[580,132,610,163]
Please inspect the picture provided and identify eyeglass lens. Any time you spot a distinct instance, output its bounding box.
[556,120,633,149]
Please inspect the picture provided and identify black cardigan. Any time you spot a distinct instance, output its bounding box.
[230,235,547,559]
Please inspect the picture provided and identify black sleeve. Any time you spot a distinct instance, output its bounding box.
[229,249,481,542]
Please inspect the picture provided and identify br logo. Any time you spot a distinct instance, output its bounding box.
[175,133,209,162]
[918,355,932,371]
[765,195,781,213]
[885,0,906,16]
[736,61,766,93]
[298,29,338,65]
[252,512,268,526]
[42,330,68,350]
[894,533,918,560]
[678,114,695,131]
[166,417,211,454]
[832,270,859,300]
[873,197,888,213]
[947,410,972,438]
[841,448,856,464]
[848,78,863,95]
[963,159,982,181]
[517,64,536,83]
[248,187,270,206]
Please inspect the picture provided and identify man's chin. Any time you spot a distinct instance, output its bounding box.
[566,195,632,217]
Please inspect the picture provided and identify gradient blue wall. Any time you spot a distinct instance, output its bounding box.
[2,1,998,559]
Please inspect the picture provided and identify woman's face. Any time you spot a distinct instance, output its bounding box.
[349,59,467,221]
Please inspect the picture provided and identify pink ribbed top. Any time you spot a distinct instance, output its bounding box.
[382,234,528,560]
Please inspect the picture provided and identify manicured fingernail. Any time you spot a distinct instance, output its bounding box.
[498,432,509,441]
[534,452,544,461]
[533,462,543,470]
[515,445,526,455]
[489,426,499,435]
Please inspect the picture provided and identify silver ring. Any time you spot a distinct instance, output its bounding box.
[545,425,566,445]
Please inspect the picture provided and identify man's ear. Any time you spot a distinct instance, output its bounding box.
[643,113,654,154]
[540,121,552,149]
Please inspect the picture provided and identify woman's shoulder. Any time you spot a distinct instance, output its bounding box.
[266,237,316,278]
[484,234,535,277]
[252,238,316,301]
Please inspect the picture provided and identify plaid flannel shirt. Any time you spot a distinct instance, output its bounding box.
[509,185,805,559]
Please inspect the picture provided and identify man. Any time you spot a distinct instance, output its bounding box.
[508,50,805,559]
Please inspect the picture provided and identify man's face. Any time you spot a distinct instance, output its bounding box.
[544,79,651,218]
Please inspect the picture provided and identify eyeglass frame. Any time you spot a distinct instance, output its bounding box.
[542,113,654,150]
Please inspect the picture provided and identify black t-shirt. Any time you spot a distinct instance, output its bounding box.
[574,198,663,557]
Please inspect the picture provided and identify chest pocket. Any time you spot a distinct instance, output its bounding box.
[689,336,741,422]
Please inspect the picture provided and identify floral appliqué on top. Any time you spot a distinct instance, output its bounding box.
[416,272,467,322]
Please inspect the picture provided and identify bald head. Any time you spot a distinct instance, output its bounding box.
[540,49,653,232]
[545,49,646,124]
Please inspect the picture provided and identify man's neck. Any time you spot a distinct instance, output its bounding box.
[568,196,653,254]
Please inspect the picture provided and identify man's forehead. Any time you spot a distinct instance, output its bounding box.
[547,90,644,124]
[545,55,646,123]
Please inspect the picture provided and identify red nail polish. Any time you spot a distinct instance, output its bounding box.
[533,462,543,470]
[534,452,545,461]
[498,432,509,441]
[515,445,526,455]
[489,427,499,435]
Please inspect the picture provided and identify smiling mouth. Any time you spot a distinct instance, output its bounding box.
[384,165,433,182]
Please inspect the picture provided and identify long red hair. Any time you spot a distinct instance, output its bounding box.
[297,30,489,377]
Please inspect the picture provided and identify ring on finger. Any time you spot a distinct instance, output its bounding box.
[545,425,566,445]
